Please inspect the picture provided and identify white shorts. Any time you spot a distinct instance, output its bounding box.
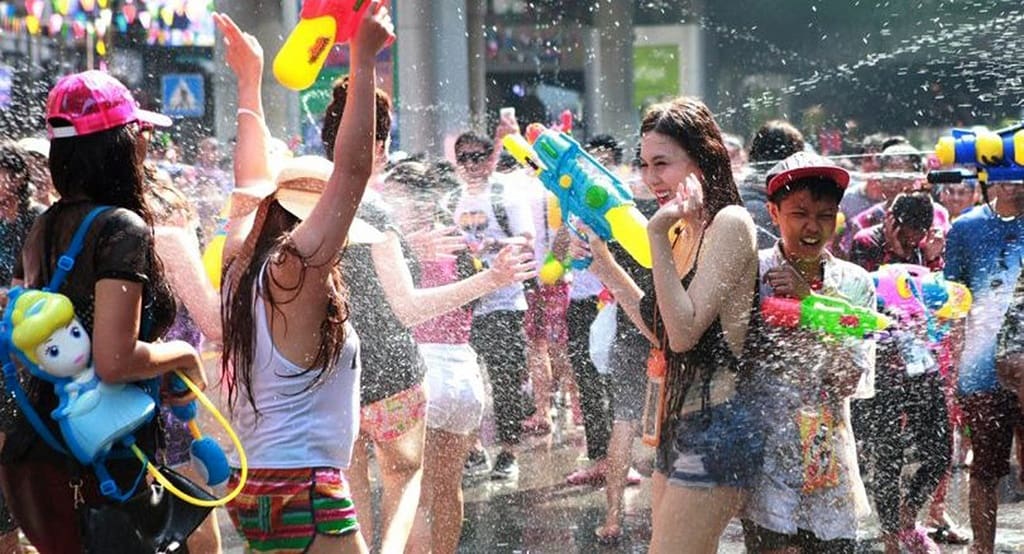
[420,343,486,435]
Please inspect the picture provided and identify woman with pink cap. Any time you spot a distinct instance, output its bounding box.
[0,69,208,552]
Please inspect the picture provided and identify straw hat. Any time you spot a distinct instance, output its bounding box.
[235,155,384,245]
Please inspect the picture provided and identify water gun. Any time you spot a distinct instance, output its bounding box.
[502,127,652,270]
[202,208,228,290]
[873,264,973,342]
[761,294,891,340]
[929,123,1024,185]
[169,374,231,487]
[873,265,928,322]
[273,0,375,91]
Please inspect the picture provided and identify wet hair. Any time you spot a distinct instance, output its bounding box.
[454,132,493,156]
[768,177,844,207]
[748,120,804,164]
[859,133,888,155]
[879,143,923,172]
[0,142,32,204]
[47,122,155,225]
[221,199,350,418]
[321,75,393,162]
[585,134,624,165]
[640,97,742,226]
[882,135,910,150]
[890,192,933,231]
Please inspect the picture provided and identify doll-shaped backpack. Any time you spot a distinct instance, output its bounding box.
[0,206,157,501]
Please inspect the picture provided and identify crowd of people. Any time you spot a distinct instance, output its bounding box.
[0,3,1022,554]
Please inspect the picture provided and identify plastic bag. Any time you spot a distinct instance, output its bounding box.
[589,302,617,375]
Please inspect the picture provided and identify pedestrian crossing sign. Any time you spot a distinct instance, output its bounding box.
[162,73,205,118]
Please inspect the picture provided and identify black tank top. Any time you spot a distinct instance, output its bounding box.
[656,244,762,437]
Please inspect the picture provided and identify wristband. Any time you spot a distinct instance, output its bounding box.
[236,108,263,121]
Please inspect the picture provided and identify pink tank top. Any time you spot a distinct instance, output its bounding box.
[413,259,473,344]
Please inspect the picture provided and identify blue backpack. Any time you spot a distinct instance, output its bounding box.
[0,206,157,501]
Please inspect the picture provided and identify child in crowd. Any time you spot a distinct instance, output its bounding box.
[741,152,876,553]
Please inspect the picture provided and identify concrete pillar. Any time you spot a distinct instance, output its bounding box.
[396,0,471,156]
[214,0,300,144]
[466,0,487,128]
[584,0,635,139]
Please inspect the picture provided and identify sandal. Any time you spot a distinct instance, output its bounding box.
[595,524,622,545]
[566,465,606,486]
[928,524,970,545]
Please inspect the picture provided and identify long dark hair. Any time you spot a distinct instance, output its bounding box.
[48,122,155,225]
[221,198,350,417]
[640,97,742,227]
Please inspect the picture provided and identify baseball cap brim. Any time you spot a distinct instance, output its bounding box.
[138,109,173,129]
[766,165,850,197]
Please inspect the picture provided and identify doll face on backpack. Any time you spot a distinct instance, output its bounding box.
[34,319,91,379]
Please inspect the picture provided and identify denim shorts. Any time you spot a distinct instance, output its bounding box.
[664,397,765,489]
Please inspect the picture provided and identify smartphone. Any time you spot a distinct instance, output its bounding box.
[500,107,516,122]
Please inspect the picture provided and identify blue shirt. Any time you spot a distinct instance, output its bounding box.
[944,205,1024,395]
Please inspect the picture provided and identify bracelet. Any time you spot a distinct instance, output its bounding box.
[236,108,263,121]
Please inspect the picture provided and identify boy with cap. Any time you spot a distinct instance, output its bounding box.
[741,152,877,553]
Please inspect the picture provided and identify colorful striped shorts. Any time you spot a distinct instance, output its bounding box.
[227,467,359,553]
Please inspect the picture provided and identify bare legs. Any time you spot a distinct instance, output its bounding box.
[348,420,426,552]
[597,420,639,539]
[649,484,748,554]
[409,428,477,554]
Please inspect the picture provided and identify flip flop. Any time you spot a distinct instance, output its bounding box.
[595,524,622,545]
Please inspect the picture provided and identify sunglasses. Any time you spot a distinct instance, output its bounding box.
[456,151,489,165]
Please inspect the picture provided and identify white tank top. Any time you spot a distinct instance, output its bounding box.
[229,270,361,470]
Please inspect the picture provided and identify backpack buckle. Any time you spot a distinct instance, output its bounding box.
[56,255,75,272]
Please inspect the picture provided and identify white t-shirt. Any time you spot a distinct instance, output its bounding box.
[452,172,536,315]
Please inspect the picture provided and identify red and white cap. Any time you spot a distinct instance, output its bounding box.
[45,70,171,139]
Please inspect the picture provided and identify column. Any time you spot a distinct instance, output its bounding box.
[396,0,471,156]
[584,0,635,139]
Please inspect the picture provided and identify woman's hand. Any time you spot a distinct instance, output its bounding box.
[489,244,538,288]
[406,226,467,262]
[213,13,263,84]
[350,0,395,63]
[921,227,946,264]
[648,174,704,235]
[568,221,612,266]
[163,342,208,407]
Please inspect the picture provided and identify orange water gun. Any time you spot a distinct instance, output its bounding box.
[273,0,374,91]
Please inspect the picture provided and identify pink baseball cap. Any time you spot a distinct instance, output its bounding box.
[46,70,171,139]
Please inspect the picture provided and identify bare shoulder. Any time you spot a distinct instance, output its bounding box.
[703,205,757,257]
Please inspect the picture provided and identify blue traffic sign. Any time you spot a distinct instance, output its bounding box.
[161,73,205,118]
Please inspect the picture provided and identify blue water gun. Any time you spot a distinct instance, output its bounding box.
[169,374,231,487]
[929,124,1024,186]
[502,127,652,270]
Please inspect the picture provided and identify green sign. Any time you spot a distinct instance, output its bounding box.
[299,67,346,124]
[634,45,680,110]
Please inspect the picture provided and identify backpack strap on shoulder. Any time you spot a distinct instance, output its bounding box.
[46,205,112,292]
